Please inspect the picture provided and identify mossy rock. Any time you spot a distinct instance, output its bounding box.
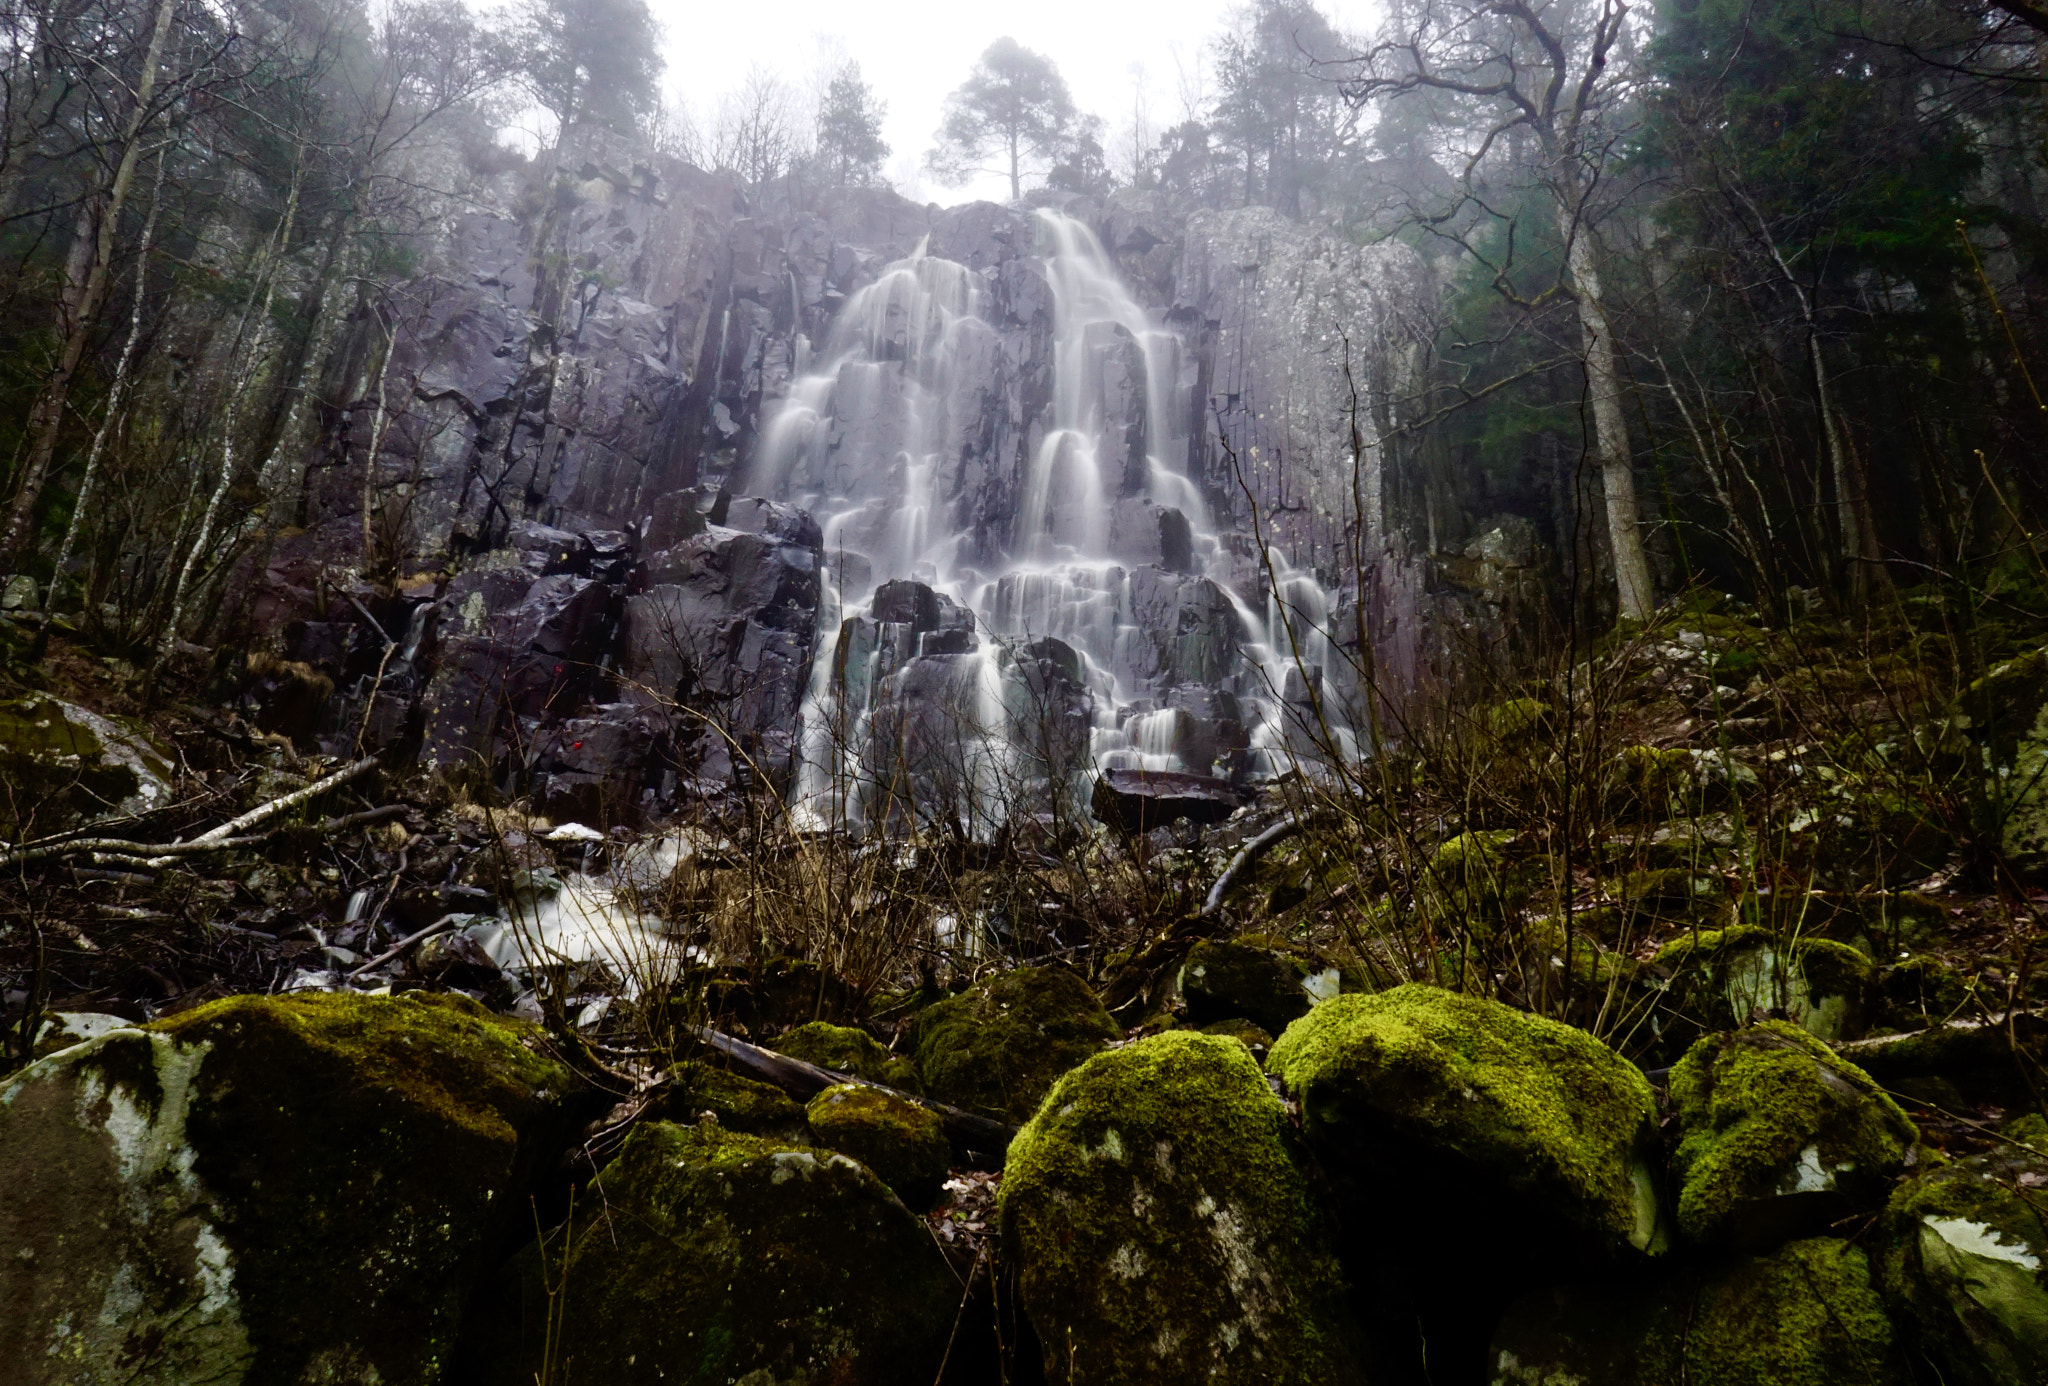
[0,693,175,837]
[1491,1237,1903,1385]
[1000,1032,1366,1384]
[1878,1144,2048,1386]
[534,1121,955,1384]
[1954,644,2048,878]
[1480,696,1552,742]
[1655,926,1877,1048]
[1670,1021,1917,1249]
[773,1020,921,1092]
[0,993,586,1385]
[650,1062,809,1140]
[1198,1016,1275,1057]
[1618,866,1724,919]
[1840,1011,2048,1109]
[909,966,1120,1123]
[1177,938,1333,1035]
[805,1083,949,1211]
[1267,984,1665,1259]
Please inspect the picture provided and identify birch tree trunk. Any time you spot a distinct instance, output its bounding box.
[0,0,178,563]
[1561,217,1655,621]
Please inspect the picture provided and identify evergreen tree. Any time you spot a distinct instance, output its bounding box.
[926,37,1078,201]
[815,61,889,187]
[512,0,661,138]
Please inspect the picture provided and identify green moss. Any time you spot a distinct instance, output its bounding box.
[1178,938,1319,1034]
[910,966,1120,1123]
[114,992,587,1384]
[1878,1145,2048,1386]
[1482,697,1552,742]
[1670,1021,1916,1248]
[1656,927,1876,1045]
[0,694,171,836]
[544,1120,955,1382]
[1267,984,1664,1255]
[1000,1032,1365,1383]
[772,1021,921,1092]
[1198,1017,1276,1054]
[1636,1238,1903,1385]
[804,1083,949,1211]
[1419,829,1540,933]
[652,1062,809,1139]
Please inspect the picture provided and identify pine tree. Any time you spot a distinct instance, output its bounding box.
[815,62,889,187]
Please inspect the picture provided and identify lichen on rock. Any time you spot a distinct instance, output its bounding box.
[999,1031,1365,1384]
[773,1019,922,1091]
[1670,1021,1916,1249]
[1266,983,1666,1257]
[1655,925,1877,1046]
[0,991,586,1386]
[910,965,1120,1122]
[1878,1143,2048,1386]
[538,1119,956,1384]
[804,1082,949,1210]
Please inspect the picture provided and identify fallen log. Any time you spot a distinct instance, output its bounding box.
[687,1025,1018,1168]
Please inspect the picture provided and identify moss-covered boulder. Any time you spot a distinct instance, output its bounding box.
[0,992,586,1385]
[1670,1022,1917,1249]
[536,1121,956,1384]
[1878,1145,2048,1386]
[1199,1016,1276,1057]
[0,693,174,836]
[1268,984,1665,1258]
[1655,926,1876,1048]
[648,1061,809,1139]
[1177,937,1332,1034]
[1490,1237,1903,1385]
[1000,1032,1365,1384]
[910,966,1120,1123]
[805,1083,950,1211]
[774,1020,921,1091]
[1954,643,2048,877]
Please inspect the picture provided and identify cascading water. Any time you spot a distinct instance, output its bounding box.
[754,211,1353,834]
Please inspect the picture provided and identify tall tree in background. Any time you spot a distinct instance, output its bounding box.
[815,61,888,186]
[927,37,1077,201]
[1211,0,1352,216]
[1342,0,1656,620]
[512,0,659,138]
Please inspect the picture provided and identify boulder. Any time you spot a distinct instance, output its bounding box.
[1267,984,1666,1258]
[772,1020,921,1091]
[0,993,586,1386]
[1178,937,1334,1035]
[1654,926,1877,1049]
[1878,1144,2048,1386]
[648,1062,809,1141]
[530,1121,956,1383]
[1490,1237,1903,1385]
[1000,1032,1366,1384]
[0,694,175,836]
[805,1083,950,1211]
[910,966,1121,1123]
[1952,643,2048,877]
[1670,1022,1917,1249]
[1090,767,1255,835]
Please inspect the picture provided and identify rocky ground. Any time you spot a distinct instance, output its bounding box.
[2,580,2047,1385]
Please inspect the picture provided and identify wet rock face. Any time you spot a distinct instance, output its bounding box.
[1669,1021,1917,1249]
[0,993,585,1386]
[1091,767,1256,835]
[1879,1144,2048,1386]
[534,1121,956,1385]
[1001,1032,1367,1385]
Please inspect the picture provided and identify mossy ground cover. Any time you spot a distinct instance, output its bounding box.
[1000,1031,1365,1384]
[773,1019,921,1090]
[910,965,1120,1122]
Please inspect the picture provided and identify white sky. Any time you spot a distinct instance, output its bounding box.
[648,0,1381,203]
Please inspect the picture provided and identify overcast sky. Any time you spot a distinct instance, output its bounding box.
[646,0,1381,204]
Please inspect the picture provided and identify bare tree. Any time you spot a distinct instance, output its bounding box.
[1340,0,1656,619]
[711,65,804,186]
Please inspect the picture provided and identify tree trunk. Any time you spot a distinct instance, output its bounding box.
[0,0,178,564]
[1561,218,1655,620]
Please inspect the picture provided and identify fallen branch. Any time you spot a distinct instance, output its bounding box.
[1200,814,1315,916]
[190,754,380,842]
[2,786,397,872]
[346,915,461,980]
[688,1025,1018,1167]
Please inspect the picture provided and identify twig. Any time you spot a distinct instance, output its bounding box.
[1200,814,1315,917]
[345,915,462,980]
[188,754,379,842]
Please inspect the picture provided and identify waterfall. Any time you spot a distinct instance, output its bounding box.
[758,210,1352,833]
